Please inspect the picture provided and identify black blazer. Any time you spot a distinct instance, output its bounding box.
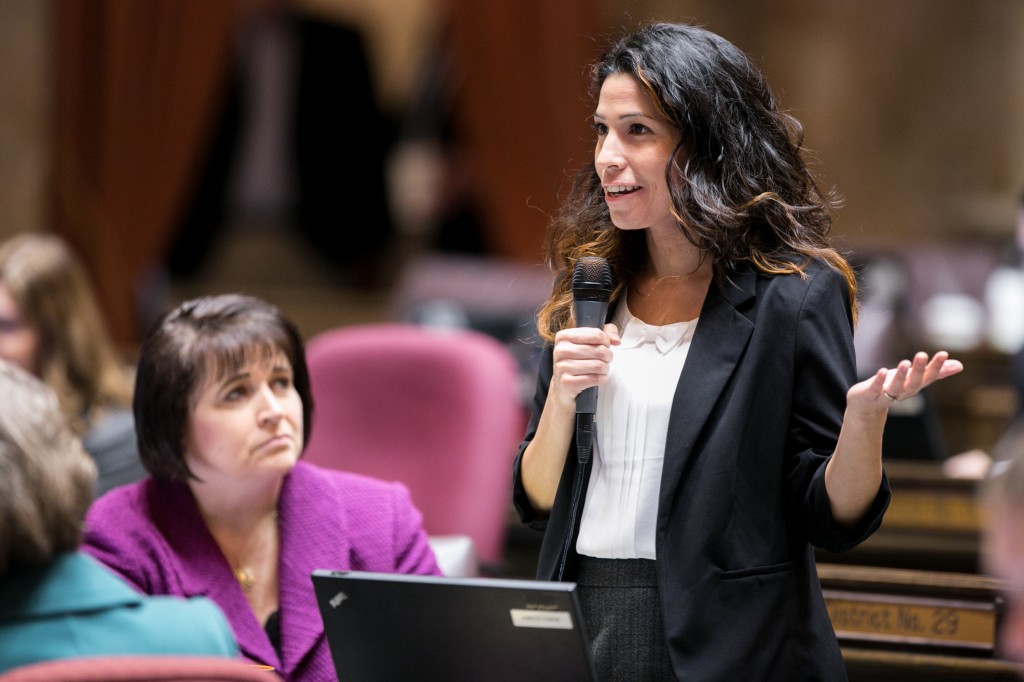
[513,260,891,681]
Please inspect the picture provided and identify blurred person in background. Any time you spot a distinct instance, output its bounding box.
[0,233,145,497]
[84,294,440,680]
[0,360,238,671]
[981,424,1024,669]
[983,187,1024,413]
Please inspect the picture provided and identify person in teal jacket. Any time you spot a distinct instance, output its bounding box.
[0,360,239,672]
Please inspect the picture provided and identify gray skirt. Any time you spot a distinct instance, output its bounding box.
[576,557,675,682]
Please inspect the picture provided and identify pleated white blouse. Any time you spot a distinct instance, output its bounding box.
[576,297,698,560]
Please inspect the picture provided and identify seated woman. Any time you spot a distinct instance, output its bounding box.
[0,360,238,671]
[84,294,441,680]
[0,233,145,497]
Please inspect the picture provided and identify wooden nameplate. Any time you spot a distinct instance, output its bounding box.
[818,563,1001,654]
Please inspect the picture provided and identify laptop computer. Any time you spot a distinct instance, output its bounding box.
[311,570,597,682]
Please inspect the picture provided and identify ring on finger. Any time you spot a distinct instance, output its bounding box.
[883,391,898,403]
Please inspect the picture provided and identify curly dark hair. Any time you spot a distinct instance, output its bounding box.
[537,22,857,341]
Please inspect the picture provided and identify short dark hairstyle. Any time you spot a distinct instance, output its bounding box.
[134,294,313,482]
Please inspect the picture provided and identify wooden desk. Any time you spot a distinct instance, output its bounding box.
[819,564,1001,654]
[818,563,1022,680]
[842,648,1023,682]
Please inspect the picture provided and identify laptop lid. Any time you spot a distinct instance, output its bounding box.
[311,570,597,682]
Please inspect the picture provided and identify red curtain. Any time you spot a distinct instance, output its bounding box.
[53,0,241,348]
[53,1,601,346]
[441,0,601,263]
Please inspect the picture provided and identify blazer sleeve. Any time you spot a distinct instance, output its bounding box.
[329,470,442,576]
[786,266,890,553]
[511,343,555,529]
[386,481,443,575]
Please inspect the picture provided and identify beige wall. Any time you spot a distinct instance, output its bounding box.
[0,0,51,242]
[609,1,1024,247]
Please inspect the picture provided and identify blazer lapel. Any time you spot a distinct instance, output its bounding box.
[151,481,279,667]
[659,270,756,509]
[276,464,353,674]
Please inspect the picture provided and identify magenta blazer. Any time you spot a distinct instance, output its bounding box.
[83,462,441,681]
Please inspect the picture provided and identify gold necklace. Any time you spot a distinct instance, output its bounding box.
[633,274,688,297]
[231,509,278,592]
[235,566,256,591]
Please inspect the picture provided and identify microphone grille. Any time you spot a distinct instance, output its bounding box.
[572,257,612,291]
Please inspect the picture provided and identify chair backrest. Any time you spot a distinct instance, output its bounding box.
[302,323,525,568]
[0,656,281,681]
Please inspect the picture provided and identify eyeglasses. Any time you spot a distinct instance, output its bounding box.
[0,317,27,334]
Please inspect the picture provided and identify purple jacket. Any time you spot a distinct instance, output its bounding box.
[83,461,440,681]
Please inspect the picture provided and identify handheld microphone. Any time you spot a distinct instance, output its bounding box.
[571,257,613,463]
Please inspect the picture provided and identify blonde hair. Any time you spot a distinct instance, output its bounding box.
[0,360,96,576]
[0,234,133,434]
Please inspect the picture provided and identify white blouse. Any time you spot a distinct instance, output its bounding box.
[576,298,698,560]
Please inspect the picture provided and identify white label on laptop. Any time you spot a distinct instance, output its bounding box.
[510,609,574,630]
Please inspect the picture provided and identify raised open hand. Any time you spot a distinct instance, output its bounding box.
[848,351,964,411]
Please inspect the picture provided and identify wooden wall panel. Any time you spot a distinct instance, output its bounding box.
[610,1,1024,246]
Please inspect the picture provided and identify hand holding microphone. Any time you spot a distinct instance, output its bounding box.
[569,257,613,463]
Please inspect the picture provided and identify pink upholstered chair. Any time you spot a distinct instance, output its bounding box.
[302,323,525,573]
[0,656,281,681]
